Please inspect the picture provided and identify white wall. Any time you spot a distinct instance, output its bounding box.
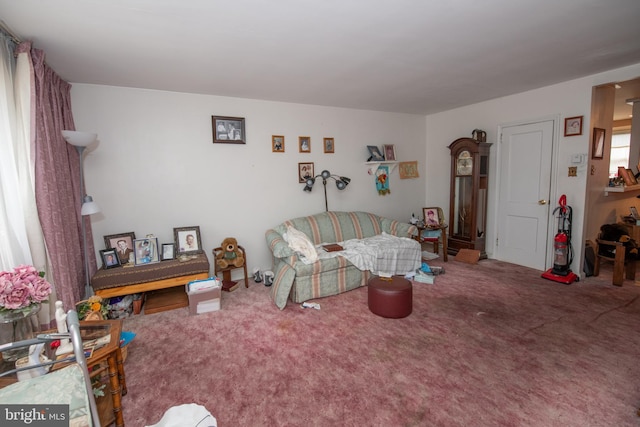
[423,62,640,275]
[72,61,640,280]
[70,85,427,275]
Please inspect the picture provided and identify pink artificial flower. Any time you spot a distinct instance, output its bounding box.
[31,277,52,302]
[0,265,52,311]
[0,282,32,310]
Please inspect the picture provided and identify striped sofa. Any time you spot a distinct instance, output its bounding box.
[265,211,417,309]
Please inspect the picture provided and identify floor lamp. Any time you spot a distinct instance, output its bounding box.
[303,170,351,211]
[62,130,99,299]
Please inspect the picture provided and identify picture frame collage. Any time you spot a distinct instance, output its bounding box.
[101,226,204,269]
[271,135,335,154]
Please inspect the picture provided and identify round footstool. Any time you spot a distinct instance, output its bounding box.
[367,276,412,318]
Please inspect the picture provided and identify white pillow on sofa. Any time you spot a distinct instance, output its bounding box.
[283,225,318,263]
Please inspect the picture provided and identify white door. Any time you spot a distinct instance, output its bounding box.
[497,120,554,270]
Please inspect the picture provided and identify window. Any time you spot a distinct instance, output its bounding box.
[609,132,631,178]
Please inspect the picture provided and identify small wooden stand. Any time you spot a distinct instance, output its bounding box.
[213,245,249,290]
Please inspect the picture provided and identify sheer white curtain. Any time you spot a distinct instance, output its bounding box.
[0,33,32,269]
[0,34,52,326]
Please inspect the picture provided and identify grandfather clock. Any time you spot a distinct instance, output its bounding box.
[448,137,491,258]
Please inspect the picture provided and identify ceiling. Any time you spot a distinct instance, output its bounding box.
[1,0,640,116]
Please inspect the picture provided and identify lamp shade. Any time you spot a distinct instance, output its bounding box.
[81,196,100,216]
[62,130,97,147]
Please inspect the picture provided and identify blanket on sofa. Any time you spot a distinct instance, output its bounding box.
[317,233,420,276]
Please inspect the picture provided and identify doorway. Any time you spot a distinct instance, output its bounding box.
[496,119,555,270]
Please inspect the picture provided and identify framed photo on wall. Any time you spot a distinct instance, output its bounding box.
[323,137,334,153]
[103,232,136,265]
[100,248,121,269]
[133,237,160,265]
[299,162,314,183]
[212,116,246,144]
[299,136,311,153]
[272,135,285,152]
[398,161,419,179]
[174,226,203,255]
[564,116,583,137]
[592,127,605,159]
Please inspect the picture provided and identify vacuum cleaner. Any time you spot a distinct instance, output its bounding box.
[541,195,579,284]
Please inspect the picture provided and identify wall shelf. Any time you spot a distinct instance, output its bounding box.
[365,161,398,174]
[603,184,640,196]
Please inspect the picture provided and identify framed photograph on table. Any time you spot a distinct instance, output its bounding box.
[592,127,605,159]
[212,116,246,144]
[299,162,314,183]
[100,249,121,269]
[174,226,203,255]
[161,243,175,261]
[564,116,583,137]
[422,207,441,227]
[133,237,160,265]
[103,232,136,265]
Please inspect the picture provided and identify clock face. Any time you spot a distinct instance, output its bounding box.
[457,150,472,175]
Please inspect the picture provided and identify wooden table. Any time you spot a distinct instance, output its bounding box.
[57,319,127,427]
[0,319,127,427]
[414,224,448,262]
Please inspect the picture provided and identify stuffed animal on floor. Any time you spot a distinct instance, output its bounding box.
[216,237,245,269]
[598,224,639,260]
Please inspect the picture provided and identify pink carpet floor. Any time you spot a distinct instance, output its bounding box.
[121,259,640,426]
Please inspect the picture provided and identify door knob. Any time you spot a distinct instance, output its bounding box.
[538,200,548,205]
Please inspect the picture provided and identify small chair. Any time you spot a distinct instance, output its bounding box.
[418,207,448,262]
[213,245,249,288]
[593,237,636,286]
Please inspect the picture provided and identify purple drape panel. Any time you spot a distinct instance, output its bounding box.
[27,44,98,310]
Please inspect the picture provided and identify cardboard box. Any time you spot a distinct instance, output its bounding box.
[186,284,221,315]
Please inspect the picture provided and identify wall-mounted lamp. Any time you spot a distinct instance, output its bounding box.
[303,170,350,211]
[62,130,99,298]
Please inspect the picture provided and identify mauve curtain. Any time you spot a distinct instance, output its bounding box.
[25,43,97,311]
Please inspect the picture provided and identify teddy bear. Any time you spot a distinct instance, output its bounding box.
[216,237,245,269]
[598,223,639,260]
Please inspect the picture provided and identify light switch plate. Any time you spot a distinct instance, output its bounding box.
[568,166,577,177]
